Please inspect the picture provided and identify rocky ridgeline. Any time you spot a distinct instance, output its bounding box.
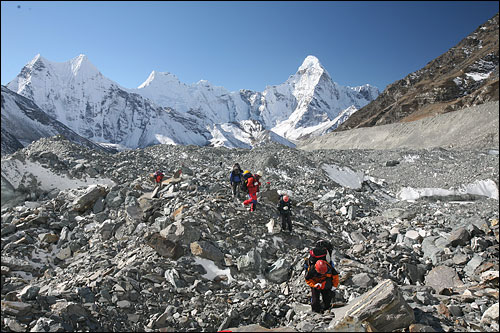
[1,136,499,332]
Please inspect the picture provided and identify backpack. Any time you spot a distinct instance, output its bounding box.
[240,172,252,193]
[303,242,335,273]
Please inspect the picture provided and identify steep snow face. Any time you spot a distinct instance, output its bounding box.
[208,120,296,149]
[6,54,379,149]
[0,86,108,154]
[7,54,111,127]
[135,72,250,124]
[266,56,377,140]
[6,55,212,148]
[6,54,132,143]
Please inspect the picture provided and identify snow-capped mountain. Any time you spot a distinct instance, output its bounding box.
[134,55,379,141]
[0,85,112,155]
[6,54,214,149]
[6,54,378,150]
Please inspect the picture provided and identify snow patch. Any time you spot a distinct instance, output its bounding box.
[1,157,115,192]
[403,154,420,163]
[466,72,491,81]
[397,179,498,201]
[193,257,234,284]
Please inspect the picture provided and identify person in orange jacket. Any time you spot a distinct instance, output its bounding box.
[243,171,262,212]
[305,257,339,313]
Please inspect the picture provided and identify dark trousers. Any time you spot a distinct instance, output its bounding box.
[281,214,292,231]
[311,288,333,313]
[231,182,240,197]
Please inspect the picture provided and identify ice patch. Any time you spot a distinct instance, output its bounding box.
[1,158,115,192]
[322,164,364,189]
[397,179,498,201]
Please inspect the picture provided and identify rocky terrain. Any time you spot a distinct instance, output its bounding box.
[1,132,498,332]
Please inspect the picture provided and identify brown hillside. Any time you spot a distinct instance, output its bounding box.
[337,12,499,131]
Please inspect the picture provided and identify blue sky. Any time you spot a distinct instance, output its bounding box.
[1,1,498,92]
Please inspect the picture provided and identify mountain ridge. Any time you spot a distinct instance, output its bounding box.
[5,54,378,151]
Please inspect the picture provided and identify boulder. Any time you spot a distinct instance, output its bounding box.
[265,258,291,283]
[72,185,108,212]
[160,220,201,246]
[146,233,184,260]
[190,240,224,263]
[330,279,415,332]
[424,265,464,294]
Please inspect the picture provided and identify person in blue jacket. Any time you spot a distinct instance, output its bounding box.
[229,163,243,198]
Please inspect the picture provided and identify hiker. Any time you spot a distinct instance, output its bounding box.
[229,163,243,198]
[304,242,339,313]
[153,170,165,188]
[243,170,263,212]
[277,194,293,232]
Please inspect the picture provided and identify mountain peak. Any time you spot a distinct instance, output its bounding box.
[69,54,94,76]
[299,55,323,71]
[30,53,41,64]
[138,71,180,89]
[27,53,47,68]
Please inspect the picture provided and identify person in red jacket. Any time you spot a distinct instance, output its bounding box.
[153,170,165,187]
[243,171,262,212]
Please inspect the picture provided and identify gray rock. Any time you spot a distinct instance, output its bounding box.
[237,248,263,273]
[421,236,447,265]
[146,232,184,260]
[448,227,470,247]
[464,254,484,277]
[424,265,464,294]
[330,279,415,332]
[18,284,40,301]
[1,223,16,236]
[190,240,224,263]
[266,258,291,283]
[351,273,374,288]
[481,302,499,327]
[160,220,201,246]
[92,197,105,213]
[1,301,32,316]
[72,185,108,212]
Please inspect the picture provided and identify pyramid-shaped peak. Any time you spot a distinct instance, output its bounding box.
[138,71,180,89]
[299,55,324,71]
[27,54,47,67]
[69,54,98,76]
[72,54,88,62]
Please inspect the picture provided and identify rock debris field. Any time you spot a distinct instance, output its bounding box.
[1,135,499,332]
